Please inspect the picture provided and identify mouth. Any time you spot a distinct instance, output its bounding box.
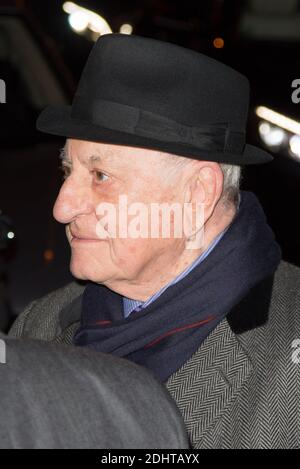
[67,226,105,244]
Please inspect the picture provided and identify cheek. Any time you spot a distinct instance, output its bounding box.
[111,237,165,265]
[110,237,138,261]
[109,237,151,270]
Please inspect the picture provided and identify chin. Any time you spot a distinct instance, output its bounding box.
[69,259,107,283]
[69,266,88,281]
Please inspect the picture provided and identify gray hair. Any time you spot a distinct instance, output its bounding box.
[219,163,242,208]
[160,152,241,209]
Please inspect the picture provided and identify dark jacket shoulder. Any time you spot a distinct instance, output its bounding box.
[9,281,85,340]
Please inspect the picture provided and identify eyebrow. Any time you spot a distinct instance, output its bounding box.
[59,147,112,165]
[88,155,102,164]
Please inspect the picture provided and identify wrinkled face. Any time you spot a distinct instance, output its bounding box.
[53,139,186,286]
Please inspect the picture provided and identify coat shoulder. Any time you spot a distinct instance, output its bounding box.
[9,281,85,340]
[236,260,300,365]
[274,259,300,292]
[269,260,300,324]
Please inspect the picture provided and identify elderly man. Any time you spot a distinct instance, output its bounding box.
[10,34,300,449]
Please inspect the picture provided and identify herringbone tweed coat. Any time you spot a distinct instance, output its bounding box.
[9,260,300,449]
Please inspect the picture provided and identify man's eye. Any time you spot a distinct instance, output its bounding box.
[92,171,109,183]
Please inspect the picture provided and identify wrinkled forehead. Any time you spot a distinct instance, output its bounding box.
[61,139,119,164]
[61,138,165,170]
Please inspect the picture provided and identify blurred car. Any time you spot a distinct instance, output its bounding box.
[0,3,74,319]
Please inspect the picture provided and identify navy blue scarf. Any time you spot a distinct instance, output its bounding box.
[73,191,281,382]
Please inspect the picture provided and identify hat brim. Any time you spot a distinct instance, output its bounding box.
[37,105,273,165]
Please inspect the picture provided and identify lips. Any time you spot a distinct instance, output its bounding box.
[68,225,101,242]
[69,226,87,240]
[72,233,94,240]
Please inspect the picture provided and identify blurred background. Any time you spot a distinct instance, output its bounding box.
[0,0,299,331]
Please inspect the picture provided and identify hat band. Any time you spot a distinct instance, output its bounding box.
[71,96,245,154]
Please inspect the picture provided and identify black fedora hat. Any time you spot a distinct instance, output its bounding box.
[37,33,272,165]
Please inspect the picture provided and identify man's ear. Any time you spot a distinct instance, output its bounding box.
[183,162,224,249]
[188,162,224,220]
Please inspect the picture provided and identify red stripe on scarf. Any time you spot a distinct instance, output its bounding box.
[144,315,216,349]
[93,320,112,326]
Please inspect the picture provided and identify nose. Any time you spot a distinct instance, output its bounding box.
[53,177,94,224]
